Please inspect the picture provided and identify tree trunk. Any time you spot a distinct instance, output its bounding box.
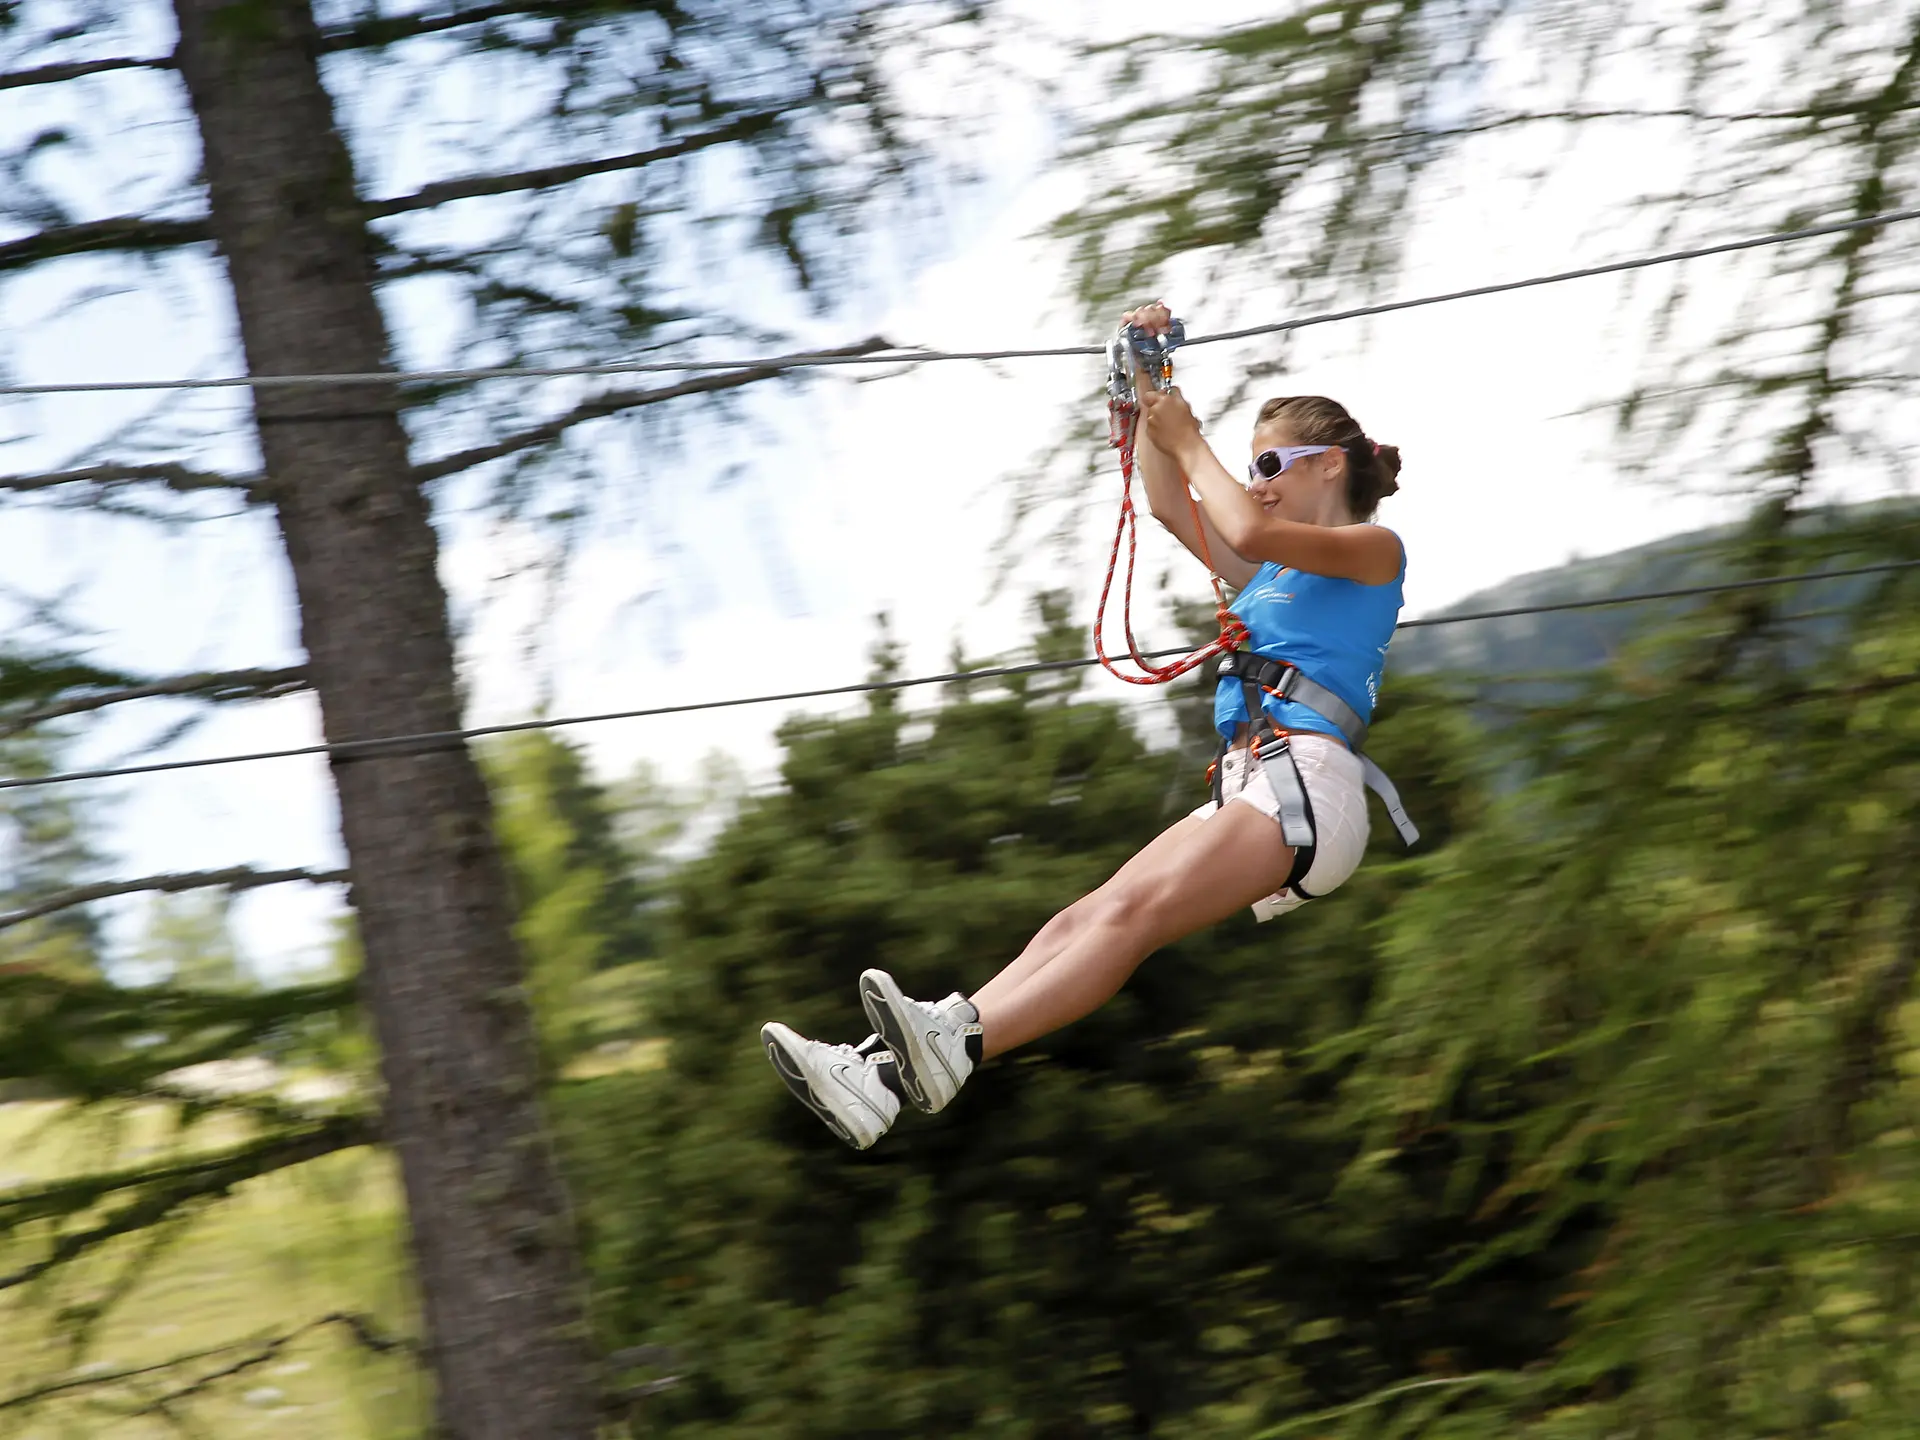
[170,4,599,1436]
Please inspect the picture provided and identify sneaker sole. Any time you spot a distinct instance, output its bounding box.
[760,1023,881,1150]
[858,969,957,1114]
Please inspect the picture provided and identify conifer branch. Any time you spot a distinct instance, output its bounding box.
[0,1311,410,1414]
[0,113,784,279]
[0,664,305,737]
[365,112,783,218]
[1795,671,1920,703]
[0,1339,246,1413]
[130,1311,411,1413]
[0,55,173,90]
[0,463,257,496]
[0,217,209,275]
[0,1121,372,1224]
[409,337,892,482]
[316,0,612,52]
[0,0,578,101]
[1251,1372,1523,1437]
[1087,102,1920,146]
[1814,882,1920,1177]
[0,972,360,1097]
[0,865,347,931]
[0,1116,377,1293]
[135,1080,357,1132]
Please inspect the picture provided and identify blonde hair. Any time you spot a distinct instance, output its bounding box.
[1255,395,1402,521]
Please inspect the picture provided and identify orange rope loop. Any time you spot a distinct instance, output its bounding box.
[1092,325,1246,687]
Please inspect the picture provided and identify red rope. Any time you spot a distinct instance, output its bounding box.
[1093,400,1247,686]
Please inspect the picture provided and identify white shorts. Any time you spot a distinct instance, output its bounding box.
[1188,734,1371,921]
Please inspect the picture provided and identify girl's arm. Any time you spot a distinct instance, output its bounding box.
[1117,303,1259,591]
[1134,408,1261,591]
[1140,388,1402,586]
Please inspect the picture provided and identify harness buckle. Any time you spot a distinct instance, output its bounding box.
[1218,650,1299,699]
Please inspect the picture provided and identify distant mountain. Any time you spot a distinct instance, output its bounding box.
[1388,499,1918,680]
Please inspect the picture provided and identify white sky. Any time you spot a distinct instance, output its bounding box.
[1,1,1905,976]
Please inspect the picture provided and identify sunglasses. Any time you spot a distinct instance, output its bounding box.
[1247,445,1334,483]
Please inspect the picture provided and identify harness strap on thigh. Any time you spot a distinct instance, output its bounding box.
[1237,675,1317,876]
[1264,755,1314,852]
[1272,745,1318,893]
[1260,750,1317,863]
[1227,732,1321,900]
[1359,755,1420,845]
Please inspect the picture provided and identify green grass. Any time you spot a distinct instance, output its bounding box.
[0,1101,424,1439]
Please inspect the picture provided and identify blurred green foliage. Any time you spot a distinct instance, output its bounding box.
[484,732,665,1074]
[545,518,1920,1438]
[6,530,1918,1436]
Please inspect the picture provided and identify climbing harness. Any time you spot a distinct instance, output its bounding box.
[1209,655,1421,868]
[1206,675,1418,903]
[1092,315,1419,879]
[1093,317,1250,685]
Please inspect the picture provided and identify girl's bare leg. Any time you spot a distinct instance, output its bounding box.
[974,801,1293,1059]
[966,814,1209,1016]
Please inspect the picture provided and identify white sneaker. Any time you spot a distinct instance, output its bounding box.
[858,969,984,1114]
[760,1022,902,1150]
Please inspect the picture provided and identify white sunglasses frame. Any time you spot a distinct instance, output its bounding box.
[1246,444,1335,485]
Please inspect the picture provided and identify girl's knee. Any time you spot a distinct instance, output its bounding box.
[1030,897,1089,948]
[1093,880,1171,935]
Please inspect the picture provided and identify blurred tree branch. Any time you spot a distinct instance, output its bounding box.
[0,1309,412,1415]
[0,1114,379,1293]
[0,0,693,95]
[316,0,620,53]
[0,865,347,932]
[409,337,893,483]
[0,664,307,738]
[127,1309,411,1414]
[0,464,257,496]
[0,55,173,89]
[0,118,786,275]
[365,111,785,218]
[0,217,210,274]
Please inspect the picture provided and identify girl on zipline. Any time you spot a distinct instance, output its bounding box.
[762,302,1408,1148]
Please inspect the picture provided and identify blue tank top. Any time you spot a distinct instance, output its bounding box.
[1212,532,1405,744]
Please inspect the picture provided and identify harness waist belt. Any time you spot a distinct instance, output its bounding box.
[1216,652,1420,847]
[1215,651,1369,750]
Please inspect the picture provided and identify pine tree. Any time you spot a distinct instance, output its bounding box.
[482,730,662,1074]
[2,1,992,1429]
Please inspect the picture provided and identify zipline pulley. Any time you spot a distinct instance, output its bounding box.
[1105,317,1185,439]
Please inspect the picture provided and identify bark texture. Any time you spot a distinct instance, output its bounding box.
[169,4,599,1436]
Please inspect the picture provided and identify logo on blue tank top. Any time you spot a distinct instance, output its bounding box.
[1212,547,1406,743]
